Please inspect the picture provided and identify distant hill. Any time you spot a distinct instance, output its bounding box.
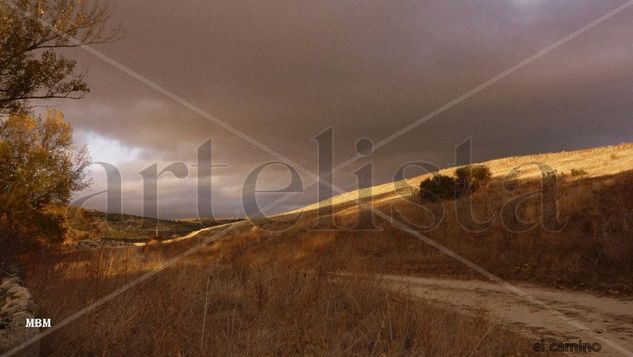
[65,208,242,243]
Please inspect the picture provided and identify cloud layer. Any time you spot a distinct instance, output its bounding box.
[57,0,633,218]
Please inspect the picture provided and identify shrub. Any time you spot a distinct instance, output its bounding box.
[419,165,491,202]
[419,174,457,202]
[455,165,492,196]
[570,168,588,176]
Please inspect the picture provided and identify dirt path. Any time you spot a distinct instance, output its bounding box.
[380,275,633,356]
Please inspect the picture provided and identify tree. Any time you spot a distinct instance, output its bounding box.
[0,110,90,255]
[0,0,119,114]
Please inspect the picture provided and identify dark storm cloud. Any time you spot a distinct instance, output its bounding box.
[59,0,633,218]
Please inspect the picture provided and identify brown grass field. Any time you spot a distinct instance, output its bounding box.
[18,143,633,356]
[28,247,549,356]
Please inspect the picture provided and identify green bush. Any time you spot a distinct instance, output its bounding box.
[419,165,491,202]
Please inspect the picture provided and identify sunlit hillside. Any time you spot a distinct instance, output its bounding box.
[288,143,633,216]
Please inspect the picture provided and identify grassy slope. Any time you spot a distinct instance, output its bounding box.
[220,143,633,293]
[289,143,633,215]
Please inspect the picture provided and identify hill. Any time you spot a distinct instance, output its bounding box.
[19,143,633,356]
[225,143,633,293]
[64,208,242,244]
[288,143,633,216]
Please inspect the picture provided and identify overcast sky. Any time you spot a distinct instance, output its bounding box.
[54,0,633,219]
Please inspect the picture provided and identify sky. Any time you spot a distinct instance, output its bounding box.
[52,0,633,219]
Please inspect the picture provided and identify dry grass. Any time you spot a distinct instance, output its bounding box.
[24,244,547,356]
[16,143,633,355]
[221,169,633,294]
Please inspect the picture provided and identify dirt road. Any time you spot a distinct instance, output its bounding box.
[380,275,633,356]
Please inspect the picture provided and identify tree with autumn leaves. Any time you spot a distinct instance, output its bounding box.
[0,111,90,252]
[1,0,117,261]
